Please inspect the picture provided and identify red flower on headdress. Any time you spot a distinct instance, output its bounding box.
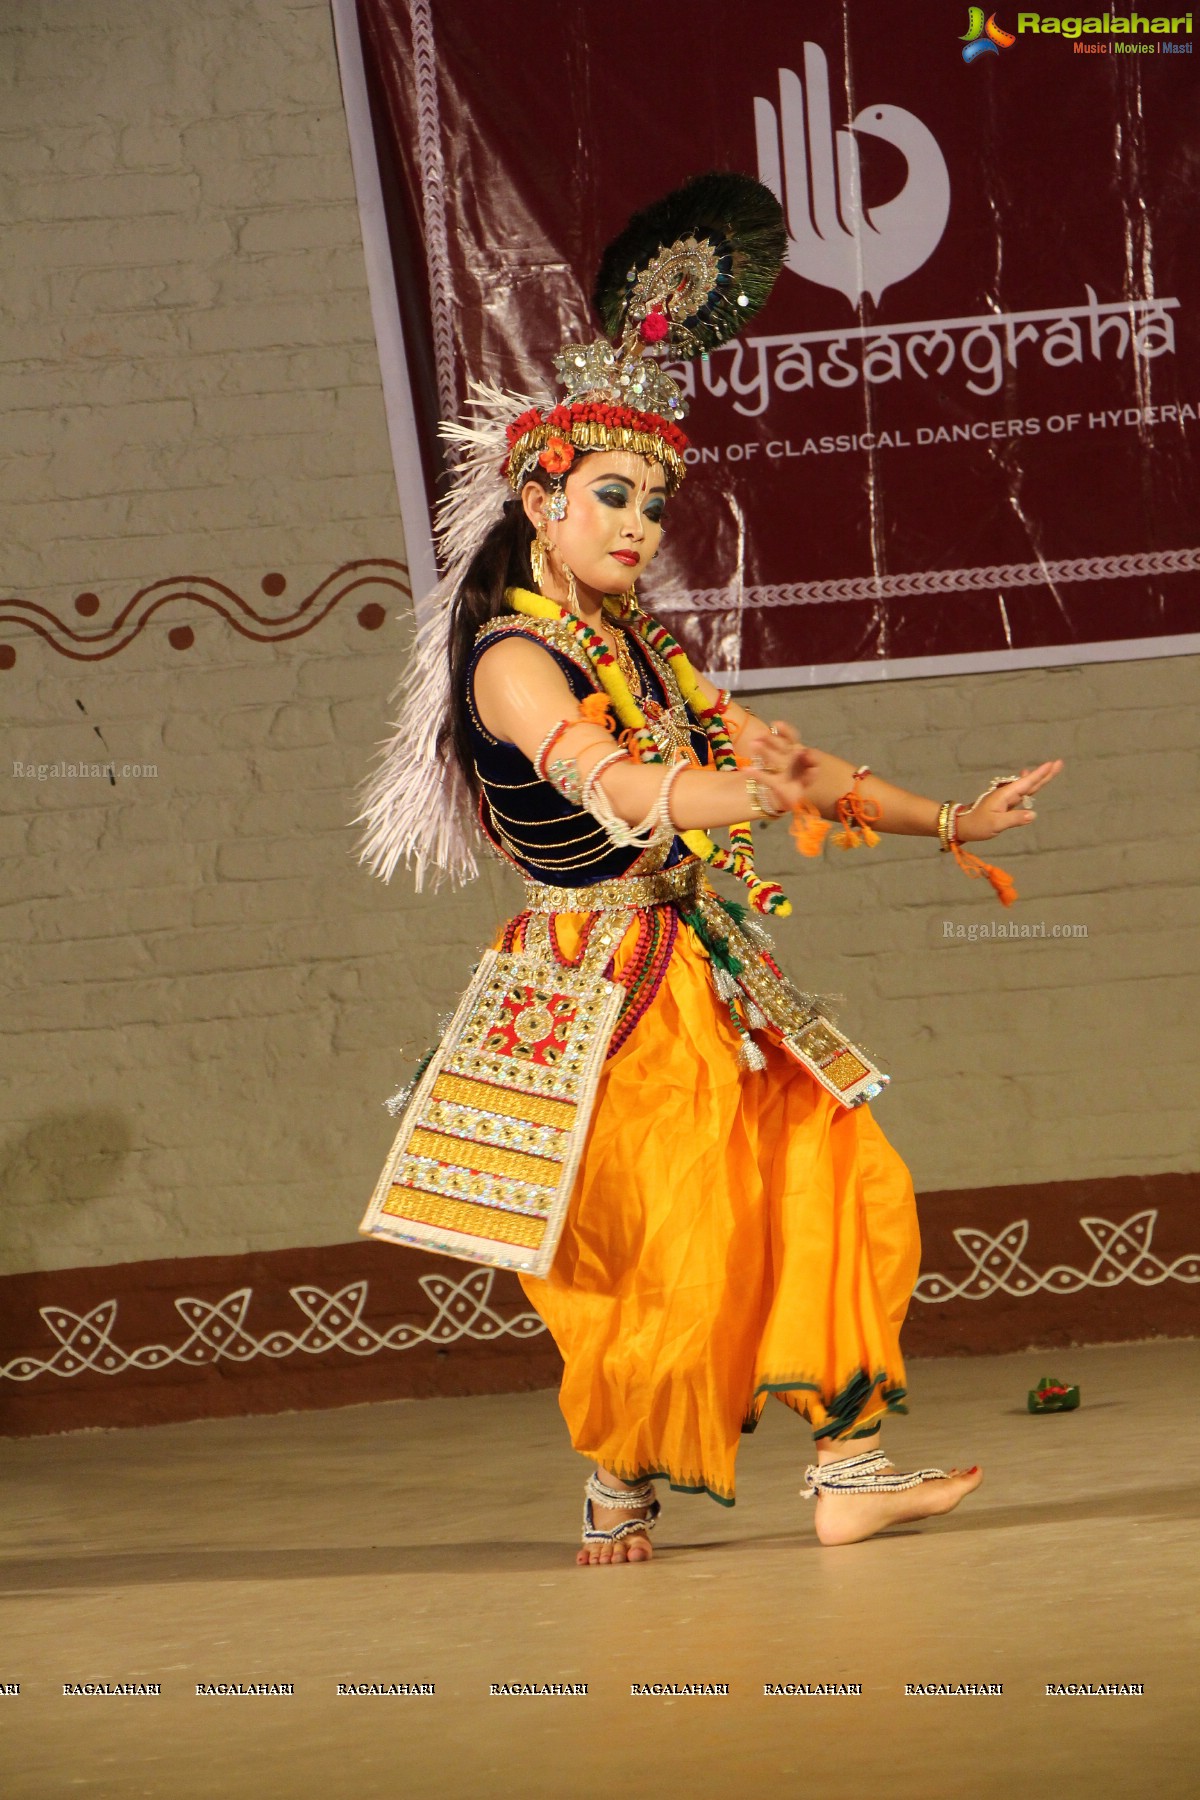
[538,435,575,475]
[639,309,670,345]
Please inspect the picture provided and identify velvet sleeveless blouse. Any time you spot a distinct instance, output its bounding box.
[464,614,709,887]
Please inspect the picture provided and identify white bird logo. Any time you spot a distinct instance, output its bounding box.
[755,44,951,308]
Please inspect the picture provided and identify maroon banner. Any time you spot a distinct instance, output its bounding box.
[346,0,1200,684]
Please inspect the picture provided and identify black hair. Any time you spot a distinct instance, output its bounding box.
[438,491,537,801]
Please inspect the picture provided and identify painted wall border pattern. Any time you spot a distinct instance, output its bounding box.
[0,560,411,664]
[912,1208,1200,1303]
[4,1211,1196,1386]
[1,1269,544,1384]
[658,546,1200,611]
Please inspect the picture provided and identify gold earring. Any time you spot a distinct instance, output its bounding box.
[530,527,550,594]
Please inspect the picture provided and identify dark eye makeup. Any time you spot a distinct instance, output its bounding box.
[594,483,667,523]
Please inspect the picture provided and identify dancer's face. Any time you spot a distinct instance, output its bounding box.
[523,451,669,600]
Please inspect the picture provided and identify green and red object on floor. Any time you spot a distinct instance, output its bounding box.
[1028,1375,1081,1414]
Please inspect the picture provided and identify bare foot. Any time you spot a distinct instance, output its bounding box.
[814,1465,983,1546]
[577,1467,657,1567]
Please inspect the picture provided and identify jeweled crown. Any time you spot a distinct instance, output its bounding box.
[505,173,785,494]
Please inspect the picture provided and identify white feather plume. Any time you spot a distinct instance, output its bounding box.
[354,381,543,889]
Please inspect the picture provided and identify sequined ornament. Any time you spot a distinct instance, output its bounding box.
[593,174,786,362]
[360,913,632,1276]
[525,861,888,1107]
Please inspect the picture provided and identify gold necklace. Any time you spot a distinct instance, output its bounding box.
[604,621,644,699]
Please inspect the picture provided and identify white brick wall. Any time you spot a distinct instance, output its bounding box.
[2,0,1197,1277]
[0,0,399,603]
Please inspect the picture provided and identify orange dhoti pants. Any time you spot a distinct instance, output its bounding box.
[517,912,920,1506]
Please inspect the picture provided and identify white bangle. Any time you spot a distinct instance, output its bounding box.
[580,747,632,812]
[655,760,688,840]
[582,750,670,849]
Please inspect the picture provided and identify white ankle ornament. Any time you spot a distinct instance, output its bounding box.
[581,1472,662,1544]
[801,1450,949,1499]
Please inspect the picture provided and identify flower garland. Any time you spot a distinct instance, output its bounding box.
[611,600,789,915]
[507,586,790,917]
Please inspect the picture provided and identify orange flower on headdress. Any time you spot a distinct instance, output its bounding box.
[538,435,575,475]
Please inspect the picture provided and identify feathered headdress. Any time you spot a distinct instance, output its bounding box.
[354,381,538,889]
[355,172,785,890]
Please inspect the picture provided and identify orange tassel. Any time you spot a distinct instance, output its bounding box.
[789,801,833,858]
[617,725,649,763]
[580,692,616,732]
[951,841,1018,906]
[833,785,881,849]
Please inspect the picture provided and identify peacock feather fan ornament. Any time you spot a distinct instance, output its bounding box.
[356,173,785,891]
[593,170,788,361]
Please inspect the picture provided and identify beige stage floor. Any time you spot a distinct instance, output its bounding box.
[1,1338,1196,1800]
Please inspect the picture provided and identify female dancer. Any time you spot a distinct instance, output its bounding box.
[358,176,1062,1565]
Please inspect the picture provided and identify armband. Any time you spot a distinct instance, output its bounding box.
[534,718,585,802]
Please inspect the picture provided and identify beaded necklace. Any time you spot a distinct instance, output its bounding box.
[506,586,790,916]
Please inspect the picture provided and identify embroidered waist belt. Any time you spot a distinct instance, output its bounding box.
[521,857,702,914]
[520,859,887,1111]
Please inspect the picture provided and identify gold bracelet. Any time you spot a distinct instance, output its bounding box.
[937,801,967,851]
[747,776,786,823]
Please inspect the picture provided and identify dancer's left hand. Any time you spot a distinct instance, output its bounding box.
[957,762,1064,842]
